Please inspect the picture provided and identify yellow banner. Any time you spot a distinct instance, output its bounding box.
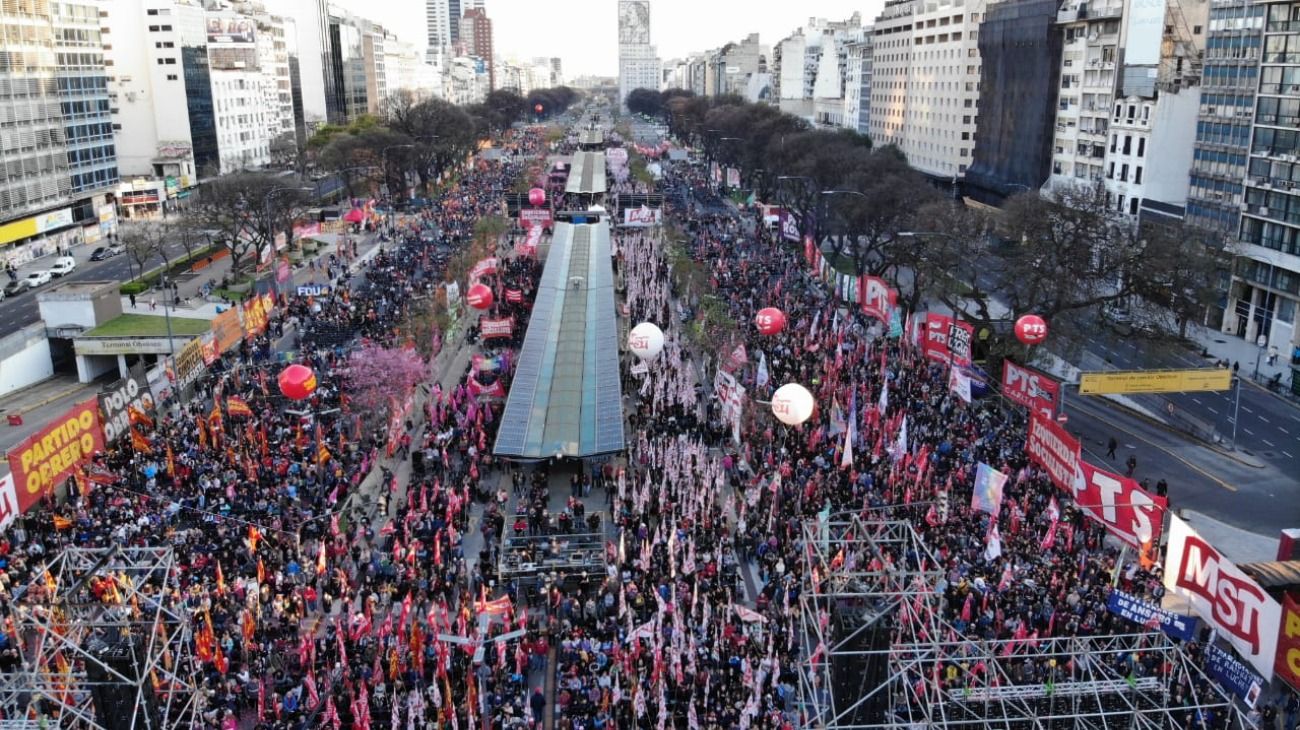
[1079,368,1232,395]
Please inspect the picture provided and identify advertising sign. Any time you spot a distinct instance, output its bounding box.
[858,276,895,324]
[780,211,800,242]
[7,398,105,513]
[99,366,155,444]
[0,474,18,534]
[1025,412,1081,493]
[211,308,242,352]
[1105,588,1199,642]
[622,206,662,226]
[480,317,514,339]
[1205,643,1264,707]
[1079,368,1232,395]
[1164,515,1281,679]
[1275,593,1300,692]
[1074,461,1166,548]
[520,208,552,228]
[1001,360,1061,421]
[206,15,256,44]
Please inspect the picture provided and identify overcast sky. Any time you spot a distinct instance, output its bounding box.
[329,0,881,77]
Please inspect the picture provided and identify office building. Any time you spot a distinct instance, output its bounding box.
[843,29,874,134]
[618,0,660,104]
[0,0,119,262]
[460,7,493,90]
[707,34,768,99]
[965,0,1063,203]
[868,0,915,149]
[772,15,862,124]
[1047,0,1124,189]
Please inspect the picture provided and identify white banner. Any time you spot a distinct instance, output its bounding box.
[622,206,662,227]
[1163,515,1280,679]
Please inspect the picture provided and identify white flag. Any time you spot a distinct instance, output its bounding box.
[878,383,888,414]
[756,351,769,388]
[984,522,1003,561]
[840,416,855,469]
[949,367,972,403]
[891,416,908,460]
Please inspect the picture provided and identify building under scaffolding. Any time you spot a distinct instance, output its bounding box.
[0,546,202,730]
[795,514,1247,729]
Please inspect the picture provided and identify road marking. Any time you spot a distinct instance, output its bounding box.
[1191,397,1202,405]
[1280,427,1290,435]
[1244,428,1255,436]
[1285,451,1295,459]
[1241,405,1253,414]
[1207,406,1218,414]
[1258,416,1270,424]
[1263,439,1275,447]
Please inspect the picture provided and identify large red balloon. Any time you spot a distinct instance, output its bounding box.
[528,187,546,206]
[1014,314,1048,345]
[755,307,787,336]
[534,103,544,114]
[467,283,494,310]
[278,363,317,401]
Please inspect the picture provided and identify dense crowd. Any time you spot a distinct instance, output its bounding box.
[0,117,1260,730]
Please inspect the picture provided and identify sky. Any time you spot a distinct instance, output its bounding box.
[330,0,882,77]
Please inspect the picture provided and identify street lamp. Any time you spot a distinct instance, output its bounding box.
[1252,334,1268,381]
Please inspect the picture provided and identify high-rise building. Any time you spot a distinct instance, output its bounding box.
[0,0,119,261]
[843,29,874,134]
[426,0,450,64]
[618,0,660,106]
[1185,0,1261,236]
[964,0,1063,204]
[771,15,861,125]
[1228,0,1300,353]
[706,34,768,99]
[461,7,493,90]
[1047,0,1124,189]
[868,0,916,149]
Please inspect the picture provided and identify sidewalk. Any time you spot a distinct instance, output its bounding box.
[1184,321,1295,389]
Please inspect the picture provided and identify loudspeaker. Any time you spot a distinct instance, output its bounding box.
[84,634,163,730]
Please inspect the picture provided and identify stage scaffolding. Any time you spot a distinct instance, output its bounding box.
[0,546,203,730]
[795,514,1247,729]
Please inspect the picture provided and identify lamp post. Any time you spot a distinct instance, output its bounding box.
[1252,334,1268,381]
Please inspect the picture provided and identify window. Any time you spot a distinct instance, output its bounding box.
[1123,135,1132,154]
[166,73,177,80]
[1129,198,1139,215]
[1121,163,1129,181]
[1138,138,1146,156]
[1135,166,1143,184]
[148,25,159,31]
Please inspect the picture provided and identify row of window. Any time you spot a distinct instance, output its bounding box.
[1203,63,1259,89]
[1241,217,1300,257]
[1244,187,1300,225]
[69,166,116,195]
[1198,120,1254,147]
[1252,126,1300,156]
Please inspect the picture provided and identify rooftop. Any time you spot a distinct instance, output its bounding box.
[81,313,212,338]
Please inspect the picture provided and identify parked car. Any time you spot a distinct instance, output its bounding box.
[1102,305,1134,335]
[48,256,76,277]
[3,281,25,298]
[90,244,122,261]
[23,271,52,289]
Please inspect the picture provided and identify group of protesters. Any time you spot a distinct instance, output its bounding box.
[0,114,1257,730]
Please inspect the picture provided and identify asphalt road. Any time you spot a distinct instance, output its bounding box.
[1063,388,1300,537]
[0,241,192,334]
[1083,325,1300,471]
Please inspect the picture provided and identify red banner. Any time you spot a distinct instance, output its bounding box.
[803,234,818,269]
[519,208,552,229]
[1001,360,1061,421]
[469,257,499,282]
[1276,593,1300,692]
[505,289,524,304]
[7,398,106,513]
[1025,412,1081,493]
[1075,461,1167,548]
[921,314,951,362]
[857,275,896,324]
[480,317,514,339]
[467,377,506,399]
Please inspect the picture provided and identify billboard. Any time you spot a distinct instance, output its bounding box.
[622,206,662,226]
[1163,514,1281,679]
[1079,368,1231,395]
[617,0,650,44]
[206,15,256,44]
[7,398,106,513]
[1001,360,1061,421]
[99,366,156,444]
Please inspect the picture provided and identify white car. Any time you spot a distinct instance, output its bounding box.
[48,256,77,277]
[23,271,52,289]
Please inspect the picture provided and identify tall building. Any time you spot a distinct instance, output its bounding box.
[426,0,450,64]
[460,7,493,90]
[771,15,862,124]
[843,28,874,134]
[326,9,375,122]
[618,0,660,105]
[1047,0,1124,189]
[0,0,119,262]
[965,0,1063,203]
[707,34,768,99]
[1228,0,1300,352]
[868,1,915,149]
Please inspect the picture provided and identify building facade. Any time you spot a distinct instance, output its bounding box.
[843,28,874,133]
[1047,0,1124,189]
[0,0,119,264]
[618,0,660,105]
[965,0,1063,203]
[869,0,916,149]
[460,7,493,90]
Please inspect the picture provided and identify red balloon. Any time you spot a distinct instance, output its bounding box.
[534,103,544,113]
[1014,314,1048,345]
[755,307,787,336]
[467,283,494,310]
[528,187,546,206]
[278,363,317,401]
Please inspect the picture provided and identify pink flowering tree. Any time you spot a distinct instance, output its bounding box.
[344,343,427,414]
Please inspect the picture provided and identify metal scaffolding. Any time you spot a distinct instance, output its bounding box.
[795,513,1247,729]
[0,546,203,730]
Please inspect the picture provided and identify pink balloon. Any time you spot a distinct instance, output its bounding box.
[528,188,546,207]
